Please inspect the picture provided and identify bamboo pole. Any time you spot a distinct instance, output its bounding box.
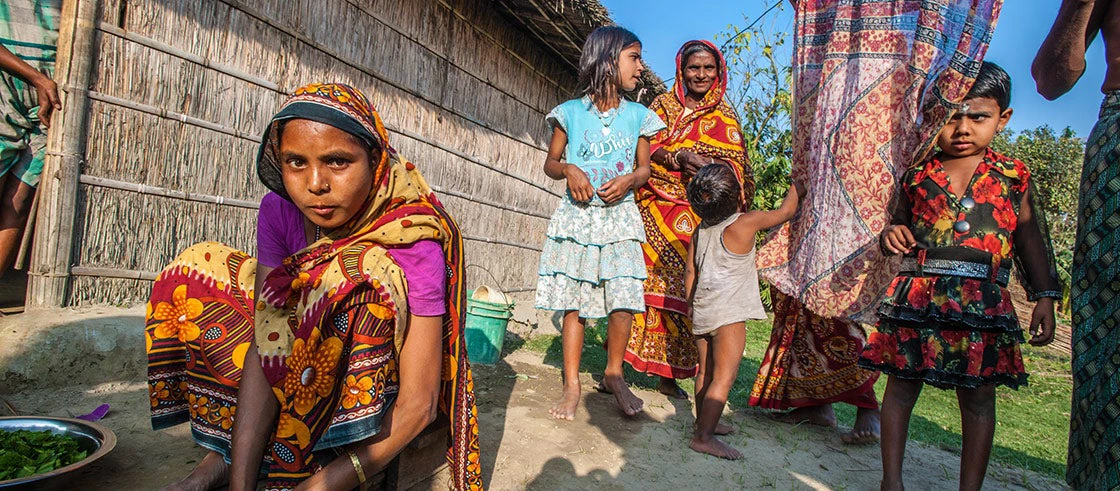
[13,190,37,270]
[79,175,261,209]
[491,0,575,71]
[70,265,158,281]
[27,0,100,308]
[83,89,260,142]
[97,22,282,93]
[430,185,549,220]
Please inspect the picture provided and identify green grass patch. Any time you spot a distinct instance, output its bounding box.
[518,317,1070,479]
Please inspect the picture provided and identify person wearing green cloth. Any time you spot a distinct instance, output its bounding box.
[0,0,61,277]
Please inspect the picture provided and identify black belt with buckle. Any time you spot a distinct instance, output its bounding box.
[899,247,1012,287]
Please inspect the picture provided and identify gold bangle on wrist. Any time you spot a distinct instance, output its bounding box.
[348,449,367,491]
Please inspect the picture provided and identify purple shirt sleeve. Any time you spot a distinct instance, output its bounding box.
[387,239,447,317]
[256,192,308,268]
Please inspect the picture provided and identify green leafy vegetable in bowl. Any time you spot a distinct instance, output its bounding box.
[0,429,89,480]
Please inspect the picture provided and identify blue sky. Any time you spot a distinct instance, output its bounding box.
[601,1,1106,138]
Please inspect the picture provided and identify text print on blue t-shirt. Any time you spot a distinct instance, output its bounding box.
[577,129,634,188]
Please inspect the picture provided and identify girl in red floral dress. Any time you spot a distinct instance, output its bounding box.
[858,63,1061,491]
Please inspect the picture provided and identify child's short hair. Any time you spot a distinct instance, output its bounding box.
[966,61,1011,111]
[687,164,740,225]
[578,26,641,102]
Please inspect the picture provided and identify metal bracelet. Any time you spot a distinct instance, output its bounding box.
[1029,290,1063,301]
[348,450,367,491]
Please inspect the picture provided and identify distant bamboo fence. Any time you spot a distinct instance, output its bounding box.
[29,0,581,306]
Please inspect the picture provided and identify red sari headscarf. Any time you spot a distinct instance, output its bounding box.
[646,40,753,206]
[253,84,482,490]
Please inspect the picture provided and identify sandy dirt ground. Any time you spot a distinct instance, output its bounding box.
[4,342,1068,491]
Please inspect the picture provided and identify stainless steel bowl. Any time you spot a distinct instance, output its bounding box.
[0,416,117,488]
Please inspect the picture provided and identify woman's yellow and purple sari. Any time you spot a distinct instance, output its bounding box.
[624,40,753,379]
[147,84,482,491]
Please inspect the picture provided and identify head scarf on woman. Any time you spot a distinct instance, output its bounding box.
[253,83,482,490]
[646,40,753,204]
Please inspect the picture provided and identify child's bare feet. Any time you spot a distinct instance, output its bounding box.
[549,383,581,421]
[160,450,229,491]
[769,404,837,427]
[689,436,743,460]
[601,374,643,416]
[657,377,688,400]
[842,407,881,445]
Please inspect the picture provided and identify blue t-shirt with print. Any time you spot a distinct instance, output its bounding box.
[546,96,666,200]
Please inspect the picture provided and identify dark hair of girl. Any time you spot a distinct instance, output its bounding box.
[679,41,720,75]
[687,164,740,225]
[578,26,641,105]
[966,61,1011,111]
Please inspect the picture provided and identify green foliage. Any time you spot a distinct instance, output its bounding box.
[990,125,1082,315]
[715,10,794,214]
[0,430,88,480]
[716,8,793,308]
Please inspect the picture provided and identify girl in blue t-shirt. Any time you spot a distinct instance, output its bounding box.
[536,26,666,421]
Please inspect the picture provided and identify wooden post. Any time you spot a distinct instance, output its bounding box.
[26,0,100,308]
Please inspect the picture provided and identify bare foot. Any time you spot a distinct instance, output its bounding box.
[601,374,644,416]
[658,377,689,400]
[689,436,743,460]
[161,450,229,491]
[694,421,735,435]
[549,383,580,421]
[841,407,881,445]
[769,405,837,427]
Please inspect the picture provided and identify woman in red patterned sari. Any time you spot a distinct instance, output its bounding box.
[624,40,753,400]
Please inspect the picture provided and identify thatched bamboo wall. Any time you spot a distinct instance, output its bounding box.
[31,0,598,306]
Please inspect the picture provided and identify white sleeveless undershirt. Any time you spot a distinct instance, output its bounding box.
[691,213,768,335]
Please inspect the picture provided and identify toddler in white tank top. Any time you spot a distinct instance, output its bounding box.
[683,164,804,460]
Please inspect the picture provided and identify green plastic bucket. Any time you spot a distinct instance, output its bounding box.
[464,289,514,364]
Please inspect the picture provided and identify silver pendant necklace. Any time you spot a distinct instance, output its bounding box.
[595,102,619,136]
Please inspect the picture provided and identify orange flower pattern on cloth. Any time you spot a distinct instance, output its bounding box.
[281,330,344,416]
[147,243,256,462]
[152,284,203,342]
[341,374,374,409]
[149,381,170,408]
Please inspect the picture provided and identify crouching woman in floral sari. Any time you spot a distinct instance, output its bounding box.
[146,83,482,491]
